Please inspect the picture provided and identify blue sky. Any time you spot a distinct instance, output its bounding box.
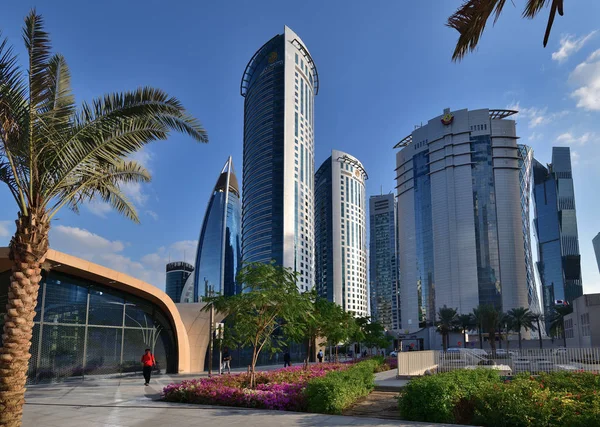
[1,1,599,294]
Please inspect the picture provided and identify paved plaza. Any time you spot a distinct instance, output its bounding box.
[22,369,455,427]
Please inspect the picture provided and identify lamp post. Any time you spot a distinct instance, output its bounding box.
[206,279,215,377]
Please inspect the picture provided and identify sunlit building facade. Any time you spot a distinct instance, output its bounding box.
[369,194,400,330]
[533,147,583,327]
[395,108,528,331]
[240,26,318,291]
[181,157,242,302]
[315,150,368,317]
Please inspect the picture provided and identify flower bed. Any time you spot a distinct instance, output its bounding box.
[162,363,351,411]
[398,370,600,426]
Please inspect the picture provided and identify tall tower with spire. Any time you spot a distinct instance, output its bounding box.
[181,157,242,302]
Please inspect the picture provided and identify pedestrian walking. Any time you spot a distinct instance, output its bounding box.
[141,348,156,386]
[221,346,232,374]
[317,350,323,363]
[283,350,291,367]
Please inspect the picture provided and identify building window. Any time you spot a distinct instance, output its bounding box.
[581,313,591,337]
[295,53,298,64]
[295,112,298,137]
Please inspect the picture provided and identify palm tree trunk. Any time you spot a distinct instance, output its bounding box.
[562,322,567,348]
[463,330,467,348]
[478,328,483,349]
[536,318,543,349]
[518,330,522,350]
[0,211,49,427]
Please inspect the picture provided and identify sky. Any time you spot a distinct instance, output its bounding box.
[1,1,599,294]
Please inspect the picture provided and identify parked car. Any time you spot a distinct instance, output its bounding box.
[389,351,398,357]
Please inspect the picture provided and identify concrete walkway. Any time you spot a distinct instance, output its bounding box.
[374,369,408,391]
[23,373,461,427]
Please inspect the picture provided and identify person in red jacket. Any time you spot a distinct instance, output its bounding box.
[141,348,156,386]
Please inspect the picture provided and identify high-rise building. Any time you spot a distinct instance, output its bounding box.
[533,147,583,325]
[315,150,368,317]
[241,26,318,291]
[369,194,400,330]
[166,262,193,303]
[395,108,528,331]
[594,233,600,273]
[518,145,542,314]
[181,157,242,303]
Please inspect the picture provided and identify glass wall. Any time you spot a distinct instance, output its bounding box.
[0,269,177,383]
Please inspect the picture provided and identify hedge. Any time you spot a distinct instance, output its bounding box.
[398,370,600,426]
[305,359,379,414]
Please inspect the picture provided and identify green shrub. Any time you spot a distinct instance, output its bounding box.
[398,369,501,423]
[398,370,600,426]
[305,360,377,414]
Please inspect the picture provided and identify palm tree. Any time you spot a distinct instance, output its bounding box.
[549,305,573,348]
[0,11,207,426]
[532,312,544,349]
[456,314,473,349]
[472,306,484,349]
[506,307,536,351]
[480,305,500,356]
[436,305,458,351]
[447,0,566,61]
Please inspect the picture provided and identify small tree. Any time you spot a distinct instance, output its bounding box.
[507,307,536,350]
[472,307,484,350]
[549,305,573,348]
[362,320,389,355]
[480,305,501,356]
[456,314,473,348]
[436,306,458,351]
[532,312,544,349]
[323,308,355,362]
[205,262,312,387]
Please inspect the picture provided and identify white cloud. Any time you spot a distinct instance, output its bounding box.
[47,224,195,289]
[146,210,159,221]
[0,221,11,238]
[570,49,600,111]
[571,150,580,166]
[85,201,113,218]
[506,102,569,128]
[528,132,544,142]
[556,132,595,145]
[552,31,598,63]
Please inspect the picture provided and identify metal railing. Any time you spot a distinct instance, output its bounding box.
[397,348,600,377]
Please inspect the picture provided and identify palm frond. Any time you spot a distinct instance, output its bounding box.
[23,9,51,110]
[447,0,508,61]
[48,160,150,222]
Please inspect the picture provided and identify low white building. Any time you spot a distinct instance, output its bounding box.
[564,294,600,348]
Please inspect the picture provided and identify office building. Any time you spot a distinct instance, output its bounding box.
[564,294,600,348]
[315,150,368,316]
[395,108,528,331]
[369,194,400,330]
[593,233,600,273]
[180,157,242,303]
[518,144,542,314]
[240,26,318,290]
[165,262,193,303]
[533,147,583,325]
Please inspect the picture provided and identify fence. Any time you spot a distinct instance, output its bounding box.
[397,348,600,377]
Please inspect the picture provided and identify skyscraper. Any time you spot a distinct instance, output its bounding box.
[594,233,600,273]
[395,108,528,331]
[181,157,242,302]
[241,26,318,291]
[315,150,368,317]
[518,144,542,314]
[533,147,582,324]
[165,262,193,303]
[369,194,400,330]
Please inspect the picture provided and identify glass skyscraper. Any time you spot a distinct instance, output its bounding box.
[315,150,368,317]
[518,144,542,314]
[241,26,318,290]
[181,157,242,302]
[165,262,193,303]
[533,147,582,326]
[395,108,528,331]
[369,194,400,330]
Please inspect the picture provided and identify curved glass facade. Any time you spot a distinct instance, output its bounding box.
[0,269,177,383]
[518,144,541,314]
[165,261,193,303]
[181,157,242,302]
